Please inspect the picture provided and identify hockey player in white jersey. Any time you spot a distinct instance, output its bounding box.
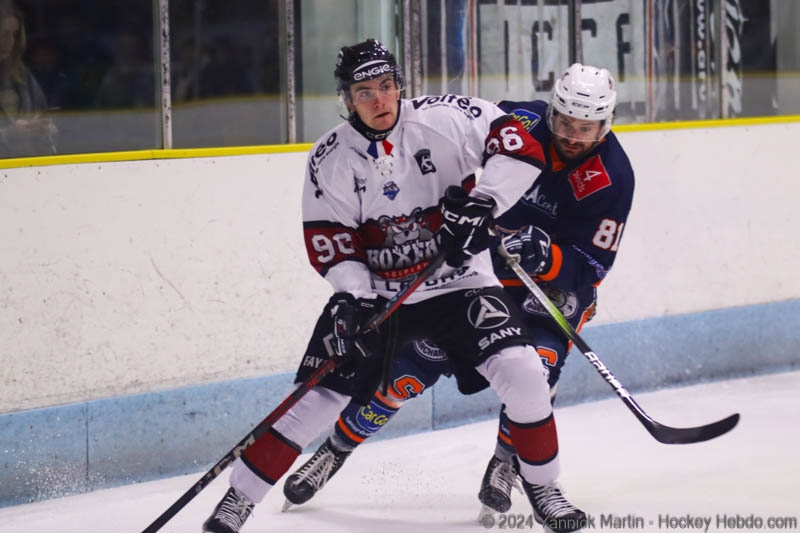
[202,39,586,533]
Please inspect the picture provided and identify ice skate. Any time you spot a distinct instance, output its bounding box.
[202,487,254,533]
[282,437,351,511]
[477,455,521,511]
[523,481,587,533]
[476,455,522,524]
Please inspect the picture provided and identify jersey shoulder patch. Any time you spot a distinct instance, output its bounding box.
[567,155,612,200]
[504,107,542,133]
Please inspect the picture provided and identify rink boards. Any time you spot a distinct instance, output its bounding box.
[2,120,799,506]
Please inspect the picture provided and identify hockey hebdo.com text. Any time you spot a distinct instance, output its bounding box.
[479,513,798,531]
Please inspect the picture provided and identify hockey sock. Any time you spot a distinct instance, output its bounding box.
[332,392,404,449]
[506,413,558,467]
[330,432,356,452]
[241,427,302,485]
[494,406,515,461]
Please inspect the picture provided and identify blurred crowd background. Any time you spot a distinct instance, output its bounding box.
[1,0,797,159]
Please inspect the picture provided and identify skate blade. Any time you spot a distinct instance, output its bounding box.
[281,499,294,512]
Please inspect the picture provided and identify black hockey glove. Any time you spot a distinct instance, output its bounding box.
[499,225,553,276]
[328,292,374,360]
[327,292,384,386]
[439,185,497,268]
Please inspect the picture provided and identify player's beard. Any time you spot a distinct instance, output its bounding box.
[553,136,596,161]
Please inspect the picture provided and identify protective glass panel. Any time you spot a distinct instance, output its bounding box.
[474,0,572,103]
[168,0,284,147]
[471,1,646,123]
[7,0,158,157]
[5,0,799,161]
[775,0,800,114]
[295,0,398,142]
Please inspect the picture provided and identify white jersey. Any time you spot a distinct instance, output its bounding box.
[301,95,547,304]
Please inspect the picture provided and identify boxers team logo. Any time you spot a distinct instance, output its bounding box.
[361,208,440,280]
[467,295,510,330]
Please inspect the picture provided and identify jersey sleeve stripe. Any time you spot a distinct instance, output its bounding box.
[303,221,367,276]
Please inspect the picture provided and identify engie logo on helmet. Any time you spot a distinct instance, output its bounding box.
[353,61,392,81]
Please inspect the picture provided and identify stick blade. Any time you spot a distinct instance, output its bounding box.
[647,413,740,444]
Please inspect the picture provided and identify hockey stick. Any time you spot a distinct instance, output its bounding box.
[141,254,446,533]
[498,248,739,445]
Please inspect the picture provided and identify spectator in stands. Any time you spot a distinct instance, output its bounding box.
[197,36,250,98]
[94,27,154,108]
[27,36,69,110]
[0,5,57,157]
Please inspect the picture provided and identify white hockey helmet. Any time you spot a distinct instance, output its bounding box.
[547,63,616,141]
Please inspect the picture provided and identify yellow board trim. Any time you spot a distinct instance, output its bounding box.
[0,143,315,170]
[613,114,800,133]
[2,114,800,169]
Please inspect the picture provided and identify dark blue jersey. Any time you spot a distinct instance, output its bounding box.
[492,100,635,320]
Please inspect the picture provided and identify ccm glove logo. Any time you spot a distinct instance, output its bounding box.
[442,210,489,227]
[439,185,496,268]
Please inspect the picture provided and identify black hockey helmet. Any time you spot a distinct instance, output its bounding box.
[334,38,403,96]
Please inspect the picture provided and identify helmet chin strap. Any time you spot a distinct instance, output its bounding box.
[346,99,402,141]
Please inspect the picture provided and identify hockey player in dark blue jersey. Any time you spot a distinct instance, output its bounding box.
[282,63,635,533]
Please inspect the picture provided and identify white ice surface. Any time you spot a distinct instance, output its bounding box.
[2,371,798,533]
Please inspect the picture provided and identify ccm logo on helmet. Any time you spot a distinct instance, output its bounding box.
[353,61,392,81]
